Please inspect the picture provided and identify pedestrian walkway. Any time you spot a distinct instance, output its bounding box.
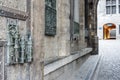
[93,40,120,80]
[68,54,100,80]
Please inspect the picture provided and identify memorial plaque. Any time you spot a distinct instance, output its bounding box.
[45,0,56,36]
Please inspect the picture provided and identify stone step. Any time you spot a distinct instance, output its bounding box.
[68,54,101,80]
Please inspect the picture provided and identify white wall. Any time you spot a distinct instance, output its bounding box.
[97,0,120,39]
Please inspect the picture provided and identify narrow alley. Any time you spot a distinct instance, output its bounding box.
[93,40,120,80]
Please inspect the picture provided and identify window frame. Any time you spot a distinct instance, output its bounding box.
[106,0,116,14]
[118,0,120,13]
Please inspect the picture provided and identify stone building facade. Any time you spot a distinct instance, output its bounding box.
[44,0,87,63]
[0,0,44,80]
[0,0,99,80]
[97,0,120,39]
[44,0,91,80]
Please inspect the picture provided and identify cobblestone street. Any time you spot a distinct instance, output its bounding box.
[93,40,120,80]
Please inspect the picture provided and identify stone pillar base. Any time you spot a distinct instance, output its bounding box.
[91,36,99,55]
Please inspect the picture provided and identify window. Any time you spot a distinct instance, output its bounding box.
[106,0,111,5]
[74,22,79,34]
[119,25,120,34]
[70,0,80,40]
[112,0,116,4]
[45,0,56,36]
[106,6,111,14]
[106,0,116,14]
[119,0,120,13]
[112,6,116,14]
[119,6,120,13]
[73,0,80,34]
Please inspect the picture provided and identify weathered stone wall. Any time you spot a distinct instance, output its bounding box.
[0,0,28,80]
[0,0,44,80]
[0,0,26,40]
[0,0,26,11]
[0,0,95,80]
[44,0,87,61]
[79,0,87,49]
[0,41,5,80]
[70,0,87,53]
[44,0,71,60]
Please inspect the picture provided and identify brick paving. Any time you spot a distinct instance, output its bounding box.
[93,40,120,80]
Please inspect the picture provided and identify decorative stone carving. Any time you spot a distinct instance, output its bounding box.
[6,18,33,65]
[45,0,56,36]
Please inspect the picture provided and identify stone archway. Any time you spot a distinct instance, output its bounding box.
[85,0,100,54]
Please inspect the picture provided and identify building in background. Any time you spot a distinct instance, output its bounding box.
[97,0,120,39]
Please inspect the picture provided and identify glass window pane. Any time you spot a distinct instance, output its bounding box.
[106,0,111,5]
[106,6,111,14]
[112,6,116,14]
[112,0,116,4]
[74,22,79,34]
